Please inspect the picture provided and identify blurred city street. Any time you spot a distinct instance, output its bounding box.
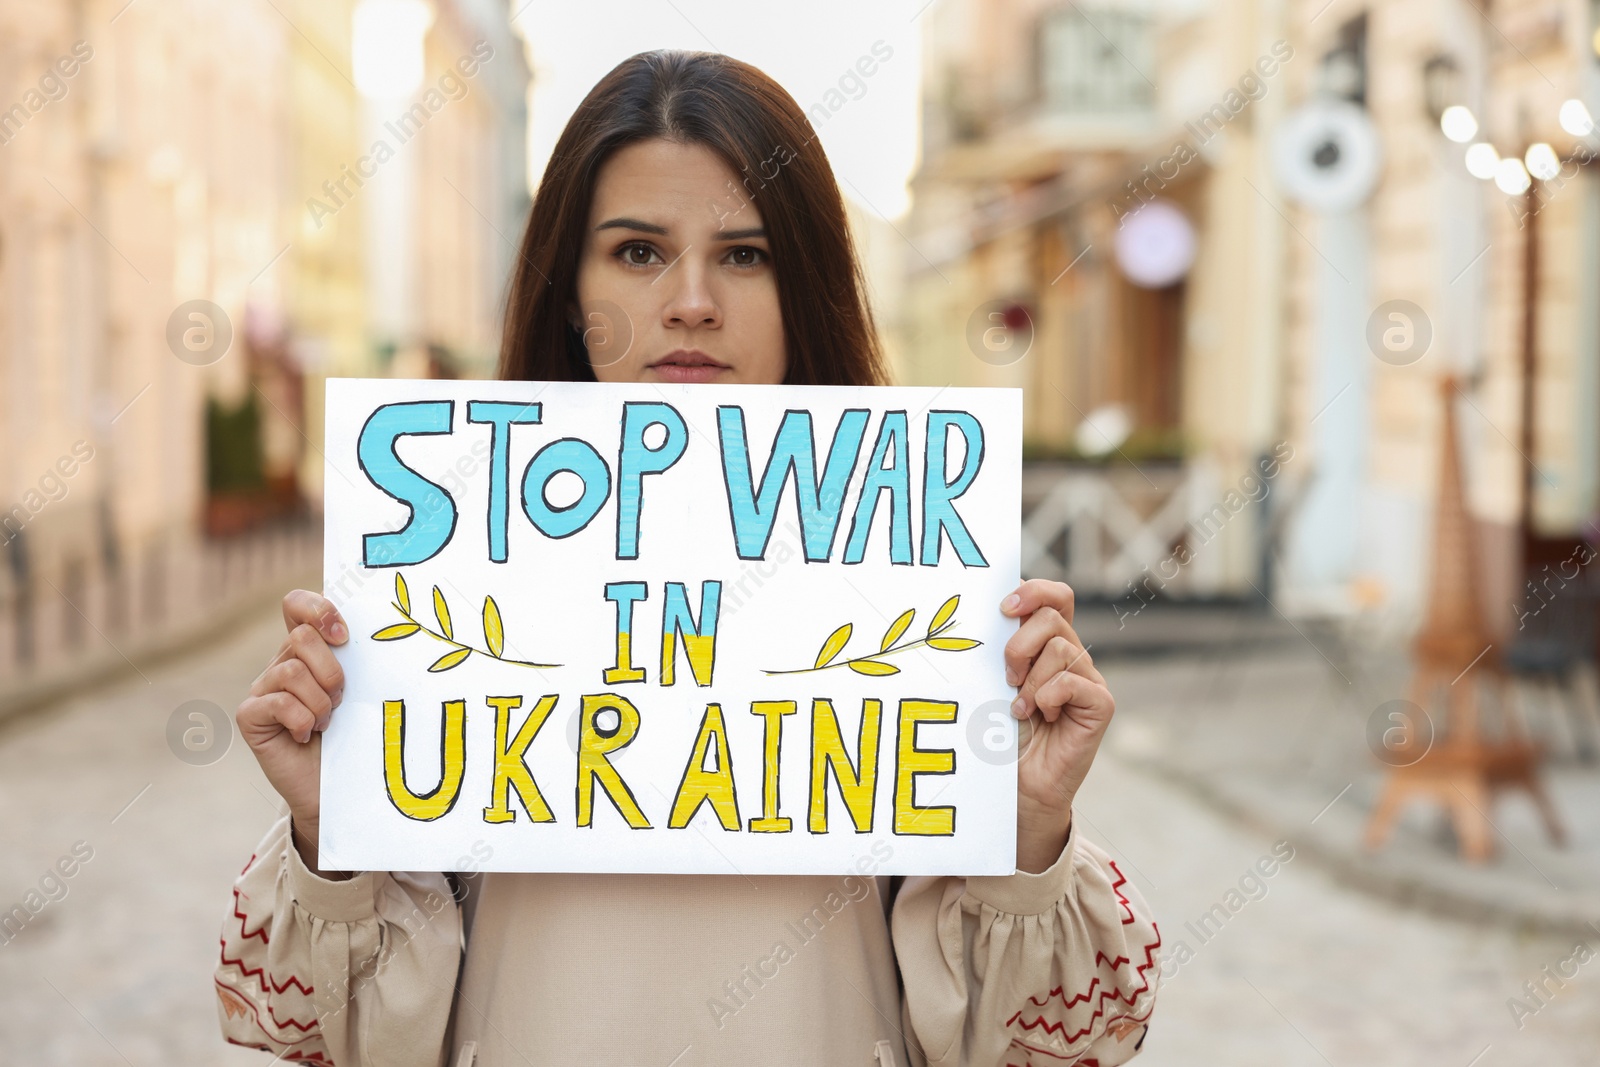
[0,592,1596,1065]
[6,0,1600,1061]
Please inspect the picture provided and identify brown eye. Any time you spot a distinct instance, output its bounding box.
[613,241,662,268]
[727,246,766,268]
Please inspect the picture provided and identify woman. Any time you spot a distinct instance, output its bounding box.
[218,50,1159,1067]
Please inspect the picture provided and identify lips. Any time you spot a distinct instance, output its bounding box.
[648,349,730,383]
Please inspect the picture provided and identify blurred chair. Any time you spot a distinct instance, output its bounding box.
[1505,575,1600,764]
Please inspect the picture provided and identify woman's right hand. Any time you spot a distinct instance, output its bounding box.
[237,590,348,871]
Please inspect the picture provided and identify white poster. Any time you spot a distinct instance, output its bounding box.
[320,378,1022,875]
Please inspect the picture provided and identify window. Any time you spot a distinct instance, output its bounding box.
[1038,7,1156,116]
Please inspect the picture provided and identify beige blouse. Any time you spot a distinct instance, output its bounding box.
[215,815,1160,1066]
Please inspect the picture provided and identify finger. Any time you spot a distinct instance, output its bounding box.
[250,657,335,727]
[1055,627,1102,687]
[238,691,320,746]
[282,589,348,646]
[1015,634,1096,718]
[254,623,344,699]
[1002,606,1072,687]
[285,622,346,698]
[1033,671,1115,733]
[1000,579,1075,624]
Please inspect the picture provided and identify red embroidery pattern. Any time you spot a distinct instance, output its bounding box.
[220,935,316,997]
[1005,1005,1153,1064]
[231,883,270,946]
[215,976,320,1035]
[218,852,323,1046]
[1003,862,1161,1059]
[1107,860,1136,925]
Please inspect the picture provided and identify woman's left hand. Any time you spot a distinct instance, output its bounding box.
[1000,578,1116,872]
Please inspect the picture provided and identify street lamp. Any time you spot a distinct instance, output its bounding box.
[1494,156,1531,195]
[1440,99,1595,194]
[1559,99,1595,137]
[1440,105,1478,143]
[1524,143,1561,182]
[1464,142,1499,179]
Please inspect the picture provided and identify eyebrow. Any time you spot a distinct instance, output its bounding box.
[595,217,668,235]
[593,218,768,242]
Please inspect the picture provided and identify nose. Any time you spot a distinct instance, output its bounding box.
[659,253,719,330]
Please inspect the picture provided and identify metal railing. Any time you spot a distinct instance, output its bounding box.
[1020,461,1228,598]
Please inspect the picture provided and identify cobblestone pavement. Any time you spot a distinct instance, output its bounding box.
[0,600,1596,1064]
[1083,604,1600,936]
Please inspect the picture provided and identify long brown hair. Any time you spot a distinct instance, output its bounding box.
[496,50,887,387]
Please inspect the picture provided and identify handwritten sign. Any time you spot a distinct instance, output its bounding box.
[320,379,1022,875]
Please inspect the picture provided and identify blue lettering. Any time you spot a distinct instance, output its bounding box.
[717,407,868,561]
[616,402,688,559]
[357,400,458,567]
[466,400,543,563]
[920,411,987,567]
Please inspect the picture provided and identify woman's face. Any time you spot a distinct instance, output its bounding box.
[573,138,787,386]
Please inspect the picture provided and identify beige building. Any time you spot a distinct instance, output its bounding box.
[0,0,297,690]
[294,0,530,500]
[1278,0,1599,631]
[904,0,1600,631]
[904,0,1293,601]
[0,0,530,701]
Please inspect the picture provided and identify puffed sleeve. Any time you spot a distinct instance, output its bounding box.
[891,817,1161,1066]
[214,816,463,1067]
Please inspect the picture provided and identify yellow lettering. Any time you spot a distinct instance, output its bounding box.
[576,693,651,828]
[669,703,741,830]
[482,694,556,824]
[660,581,720,686]
[605,629,646,684]
[748,700,796,832]
[809,698,881,833]
[893,699,957,835]
[383,698,466,821]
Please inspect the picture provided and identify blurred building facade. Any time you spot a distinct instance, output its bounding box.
[0,0,530,700]
[905,0,1600,635]
[904,0,1292,603]
[1277,0,1600,634]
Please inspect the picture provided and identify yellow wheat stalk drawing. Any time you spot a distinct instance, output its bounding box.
[371,573,560,672]
[764,594,981,677]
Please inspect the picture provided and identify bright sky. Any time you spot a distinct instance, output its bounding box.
[510,0,929,218]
